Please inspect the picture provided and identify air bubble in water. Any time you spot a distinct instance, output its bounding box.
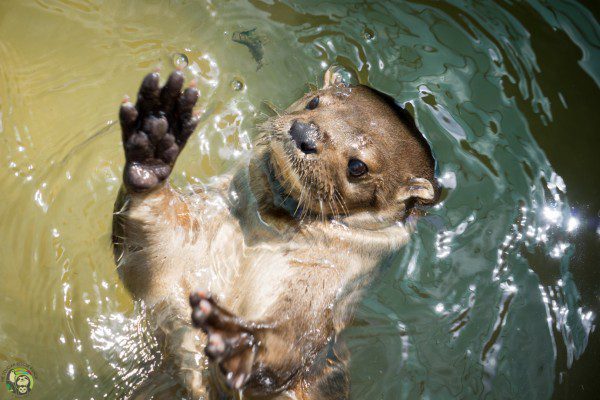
[325,64,359,86]
[231,78,244,91]
[172,53,188,69]
[363,27,376,41]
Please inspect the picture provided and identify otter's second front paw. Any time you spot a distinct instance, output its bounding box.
[119,71,199,192]
[189,291,263,390]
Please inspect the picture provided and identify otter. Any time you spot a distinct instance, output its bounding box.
[112,68,437,399]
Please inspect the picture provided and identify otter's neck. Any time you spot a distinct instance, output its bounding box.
[227,149,301,244]
[248,149,304,219]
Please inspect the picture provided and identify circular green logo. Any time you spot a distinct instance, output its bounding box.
[4,363,35,396]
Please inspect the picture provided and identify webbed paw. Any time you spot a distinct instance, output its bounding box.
[189,291,262,390]
[119,71,199,192]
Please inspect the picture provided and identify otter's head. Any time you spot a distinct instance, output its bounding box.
[259,73,438,222]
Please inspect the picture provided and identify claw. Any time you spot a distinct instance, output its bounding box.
[189,290,210,307]
[207,332,226,357]
[192,307,207,326]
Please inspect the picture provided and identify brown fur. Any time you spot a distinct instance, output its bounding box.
[112,70,437,399]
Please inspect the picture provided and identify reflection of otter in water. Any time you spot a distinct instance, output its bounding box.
[112,69,437,399]
[232,28,264,70]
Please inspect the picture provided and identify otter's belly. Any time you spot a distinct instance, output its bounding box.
[223,249,297,321]
[224,244,372,324]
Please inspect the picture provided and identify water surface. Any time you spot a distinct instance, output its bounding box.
[0,1,597,399]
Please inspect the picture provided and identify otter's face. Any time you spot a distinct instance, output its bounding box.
[261,82,436,219]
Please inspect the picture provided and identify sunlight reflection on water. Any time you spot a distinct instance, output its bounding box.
[0,0,596,399]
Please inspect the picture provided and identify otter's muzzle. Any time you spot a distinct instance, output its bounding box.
[289,120,318,154]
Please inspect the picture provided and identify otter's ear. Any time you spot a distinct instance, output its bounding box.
[396,177,435,204]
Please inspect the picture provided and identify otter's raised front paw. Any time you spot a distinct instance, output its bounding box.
[189,291,261,390]
[119,71,199,192]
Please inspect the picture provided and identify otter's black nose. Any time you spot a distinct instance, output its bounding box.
[289,120,318,154]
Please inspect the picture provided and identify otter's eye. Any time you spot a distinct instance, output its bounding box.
[348,159,368,177]
[306,96,319,110]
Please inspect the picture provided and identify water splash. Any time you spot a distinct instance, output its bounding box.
[0,0,596,399]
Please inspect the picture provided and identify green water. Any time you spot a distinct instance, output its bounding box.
[0,1,598,399]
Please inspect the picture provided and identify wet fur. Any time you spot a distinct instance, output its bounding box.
[112,72,436,399]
